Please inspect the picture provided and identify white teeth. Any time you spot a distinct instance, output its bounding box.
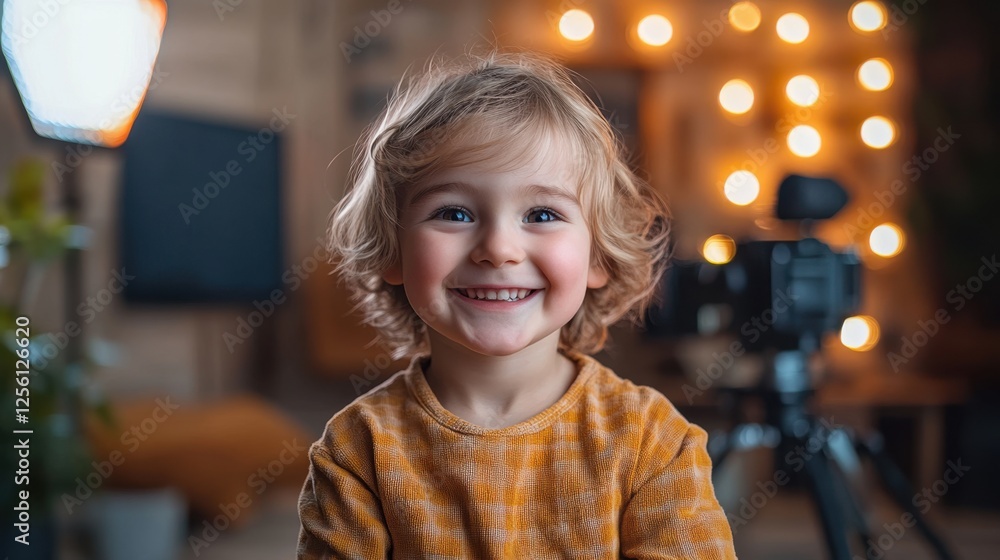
[458,288,533,301]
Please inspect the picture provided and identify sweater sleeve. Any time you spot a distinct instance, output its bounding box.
[297,442,391,559]
[620,413,736,559]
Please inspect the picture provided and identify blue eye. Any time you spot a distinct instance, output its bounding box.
[436,206,472,222]
[525,208,560,223]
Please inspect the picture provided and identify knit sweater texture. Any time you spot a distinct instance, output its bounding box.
[297,349,737,559]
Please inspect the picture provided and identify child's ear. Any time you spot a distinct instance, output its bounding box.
[587,263,609,289]
[382,261,403,285]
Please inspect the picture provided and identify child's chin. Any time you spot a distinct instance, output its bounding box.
[458,337,535,357]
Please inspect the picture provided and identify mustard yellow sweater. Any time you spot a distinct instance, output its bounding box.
[297,350,736,559]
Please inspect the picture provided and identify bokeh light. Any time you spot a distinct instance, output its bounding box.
[849,1,887,32]
[858,58,894,91]
[719,79,754,114]
[637,14,673,46]
[869,223,904,257]
[776,13,810,44]
[861,116,896,149]
[728,2,761,32]
[724,171,760,205]
[841,315,881,351]
[703,235,737,265]
[786,75,821,107]
[787,125,821,157]
[559,9,595,41]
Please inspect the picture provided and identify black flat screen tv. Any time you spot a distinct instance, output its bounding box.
[119,109,284,304]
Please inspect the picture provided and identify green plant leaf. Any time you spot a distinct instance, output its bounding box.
[5,159,46,221]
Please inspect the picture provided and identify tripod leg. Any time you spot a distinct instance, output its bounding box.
[800,447,854,560]
[825,429,877,560]
[834,471,877,560]
[856,433,955,560]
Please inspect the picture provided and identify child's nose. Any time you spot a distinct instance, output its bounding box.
[470,221,526,267]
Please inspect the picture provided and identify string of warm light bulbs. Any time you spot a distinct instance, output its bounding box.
[715,2,898,161]
[556,2,899,182]
[555,1,905,352]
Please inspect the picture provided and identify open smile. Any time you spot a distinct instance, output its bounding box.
[452,288,538,302]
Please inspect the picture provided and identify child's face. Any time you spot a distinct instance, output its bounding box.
[383,134,608,357]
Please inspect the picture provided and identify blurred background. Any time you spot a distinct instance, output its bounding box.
[1,0,998,559]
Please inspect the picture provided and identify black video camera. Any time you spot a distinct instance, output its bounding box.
[649,175,862,354]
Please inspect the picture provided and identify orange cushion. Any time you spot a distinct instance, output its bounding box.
[84,394,311,526]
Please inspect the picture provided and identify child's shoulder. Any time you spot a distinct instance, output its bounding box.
[571,351,691,431]
[581,353,681,409]
[582,354,706,469]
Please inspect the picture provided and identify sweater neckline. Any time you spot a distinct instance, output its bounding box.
[404,349,599,437]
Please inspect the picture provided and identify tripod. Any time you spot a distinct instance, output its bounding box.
[708,350,955,560]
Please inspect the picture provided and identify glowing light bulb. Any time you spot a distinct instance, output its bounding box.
[786,75,821,107]
[861,116,896,149]
[870,223,903,257]
[559,9,594,41]
[637,14,673,46]
[850,1,887,32]
[787,125,821,157]
[0,0,169,147]
[703,235,736,265]
[724,171,760,206]
[728,2,761,32]
[841,315,880,351]
[858,58,893,91]
[776,13,809,44]
[719,79,754,114]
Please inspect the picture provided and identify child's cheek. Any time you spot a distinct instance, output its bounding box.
[541,233,593,291]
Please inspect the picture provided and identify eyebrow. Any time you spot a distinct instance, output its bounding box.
[405,181,581,209]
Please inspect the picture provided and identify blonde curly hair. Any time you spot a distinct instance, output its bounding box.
[328,48,671,360]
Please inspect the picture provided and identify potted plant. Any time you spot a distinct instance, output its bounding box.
[0,157,111,559]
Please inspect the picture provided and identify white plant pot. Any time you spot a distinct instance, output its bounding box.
[89,487,186,560]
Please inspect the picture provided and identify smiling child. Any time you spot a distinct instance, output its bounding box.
[297,48,737,559]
